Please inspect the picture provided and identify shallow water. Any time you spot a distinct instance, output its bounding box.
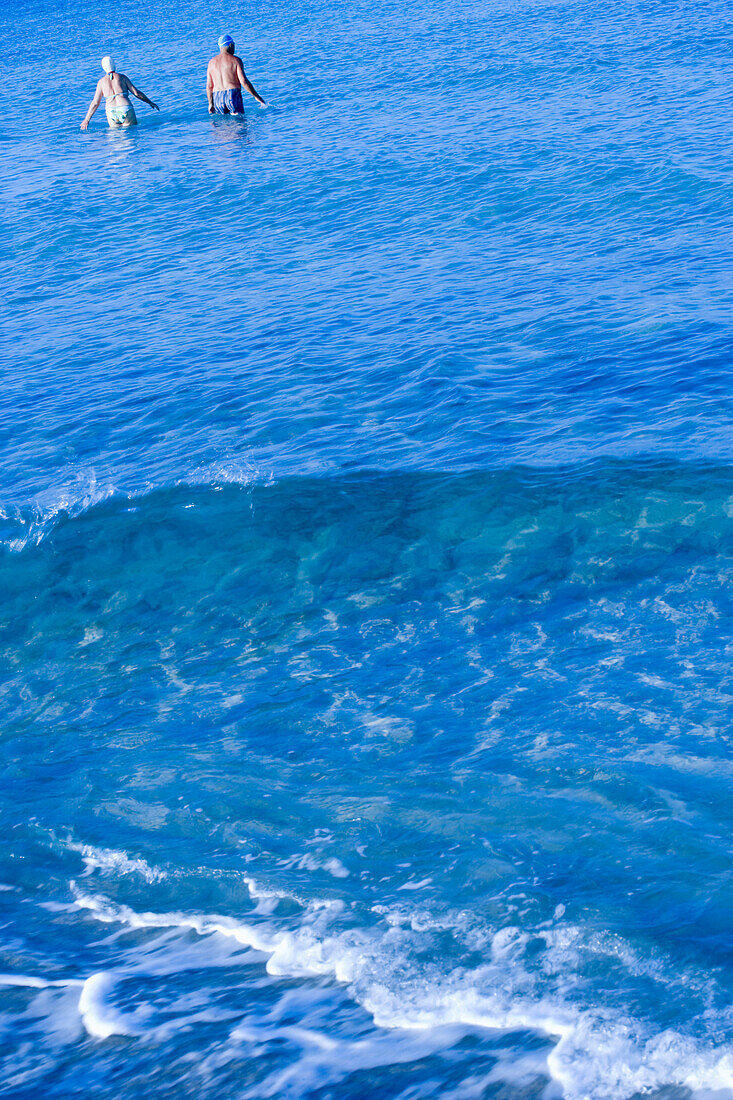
[2,0,733,1096]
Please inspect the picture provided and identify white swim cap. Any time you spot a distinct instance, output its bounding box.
[101,56,115,74]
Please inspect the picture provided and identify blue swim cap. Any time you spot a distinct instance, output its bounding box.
[218,34,234,48]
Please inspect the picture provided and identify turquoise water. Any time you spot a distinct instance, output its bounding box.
[3,0,733,1096]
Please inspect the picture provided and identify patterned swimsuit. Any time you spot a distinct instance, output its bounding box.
[106,76,135,124]
[213,88,245,114]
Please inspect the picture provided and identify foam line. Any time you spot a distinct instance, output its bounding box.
[72,886,277,955]
[0,973,83,990]
[66,840,164,883]
[70,886,733,1099]
[78,972,136,1039]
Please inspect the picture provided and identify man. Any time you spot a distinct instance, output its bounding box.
[206,34,266,115]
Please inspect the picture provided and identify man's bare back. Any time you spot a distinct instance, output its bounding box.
[206,36,266,115]
[207,52,243,93]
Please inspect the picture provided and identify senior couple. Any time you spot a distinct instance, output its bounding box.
[80,34,265,130]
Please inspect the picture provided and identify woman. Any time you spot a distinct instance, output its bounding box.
[80,56,159,130]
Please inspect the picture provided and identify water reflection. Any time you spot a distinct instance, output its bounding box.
[102,124,140,178]
[209,113,250,149]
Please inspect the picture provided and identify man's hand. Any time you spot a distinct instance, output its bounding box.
[150,101,160,111]
[80,120,89,130]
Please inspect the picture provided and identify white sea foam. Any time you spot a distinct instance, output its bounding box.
[67,884,733,1100]
[66,840,165,883]
[39,829,167,883]
[279,852,350,879]
[78,972,137,1039]
[0,973,83,990]
[71,886,274,955]
[242,873,304,914]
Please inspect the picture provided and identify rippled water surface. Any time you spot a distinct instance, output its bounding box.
[3,0,733,1095]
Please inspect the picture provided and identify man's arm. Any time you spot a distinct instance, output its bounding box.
[124,75,159,110]
[206,61,215,113]
[80,81,103,130]
[236,59,266,106]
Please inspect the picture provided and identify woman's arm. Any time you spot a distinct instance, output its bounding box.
[124,75,159,110]
[80,82,103,130]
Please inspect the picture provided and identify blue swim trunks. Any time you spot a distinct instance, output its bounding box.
[213,88,245,114]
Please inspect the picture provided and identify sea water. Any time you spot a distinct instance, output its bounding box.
[2,0,733,1095]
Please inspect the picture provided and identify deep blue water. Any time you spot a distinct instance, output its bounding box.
[2,0,733,1095]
